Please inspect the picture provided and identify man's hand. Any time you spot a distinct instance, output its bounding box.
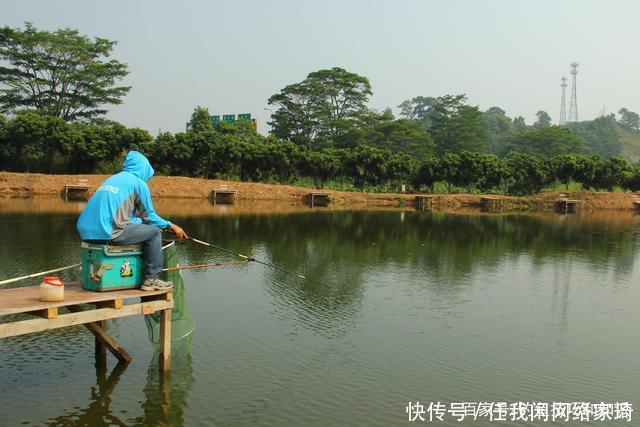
[169,223,188,239]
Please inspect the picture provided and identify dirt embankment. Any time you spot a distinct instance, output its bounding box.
[0,171,639,211]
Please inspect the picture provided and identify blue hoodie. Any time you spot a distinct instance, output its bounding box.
[77,151,171,240]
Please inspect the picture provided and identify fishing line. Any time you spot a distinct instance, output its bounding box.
[186,236,310,280]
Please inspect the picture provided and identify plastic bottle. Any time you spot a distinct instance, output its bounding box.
[39,276,64,302]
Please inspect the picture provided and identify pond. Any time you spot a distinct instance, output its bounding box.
[0,199,639,426]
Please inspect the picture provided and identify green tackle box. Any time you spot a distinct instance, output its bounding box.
[81,242,144,291]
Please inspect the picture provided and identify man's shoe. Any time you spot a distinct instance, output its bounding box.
[141,278,174,291]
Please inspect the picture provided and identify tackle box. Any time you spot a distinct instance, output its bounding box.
[81,242,144,291]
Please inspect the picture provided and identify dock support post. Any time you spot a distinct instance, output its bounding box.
[159,308,171,371]
[66,305,132,363]
[95,320,107,370]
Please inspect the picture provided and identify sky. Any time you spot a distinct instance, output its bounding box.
[2,0,639,135]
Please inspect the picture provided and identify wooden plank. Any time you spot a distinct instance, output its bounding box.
[159,308,171,371]
[0,299,173,339]
[67,305,132,363]
[0,282,172,316]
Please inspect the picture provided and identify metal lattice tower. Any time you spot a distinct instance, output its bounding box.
[559,76,567,125]
[568,62,579,123]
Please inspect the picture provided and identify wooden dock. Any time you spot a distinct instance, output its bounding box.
[308,192,330,207]
[555,198,583,214]
[0,282,174,371]
[481,196,503,212]
[211,188,237,205]
[415,195,433,211]
[64,185,89,201]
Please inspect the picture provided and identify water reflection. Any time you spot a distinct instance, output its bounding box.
[46,362,130,426]
[44,351,194,427]
[132,352,194,427]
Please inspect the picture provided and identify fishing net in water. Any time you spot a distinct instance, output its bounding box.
[144,242,196,353]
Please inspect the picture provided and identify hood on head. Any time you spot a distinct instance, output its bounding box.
[122,151,154,182]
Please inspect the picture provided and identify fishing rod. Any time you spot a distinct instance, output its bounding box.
[0,263,81,286]
[186,236,308,280]
[161,260,247,272]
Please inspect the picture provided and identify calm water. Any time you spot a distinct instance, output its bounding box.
[1,201,639,426]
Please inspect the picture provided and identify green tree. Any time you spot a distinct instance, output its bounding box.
[618,108,640,132]
[512,116,526,130]
[505,152,552,195]
[621,165,640,191]
[581,156,630,191]
[343,145,388,190]
[397,96,438,129]
[302,148,342,189]
[533,110,552,128]
[429,95,487,153]
[0,114,9,169]
[366,116,434,157]
[452,151,487,191]
[412,156,440,191]
[568,114,621,158]
[484,106,512,154]
[385,153,417,186]
[188,106,214,133]
[397,100,414,119]
[268,67,372,147]
[500,126,585,157]
[0,23,130,120]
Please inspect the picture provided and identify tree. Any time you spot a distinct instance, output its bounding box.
[618,108,640,132]
[343,145,388,190]
[397,96,438,129]
[622,165,640,191]
[412,156,440,191]
[365,115,434,157]
[267,67,372,147]
[549,154,597,190]
[500,126,585,158]
[452,151,509,192]
[302,149,342,189]
[533,110,552,128]
[0,23,130,121]
[0,114,9,169]
[568,114,621,158]
[188,106,213,133]
[581,156,630,191]
[429,95,487,153]
[398,100,414,119]
[505,152,553,195]
[513,116,526,130]
[484,106,513,154]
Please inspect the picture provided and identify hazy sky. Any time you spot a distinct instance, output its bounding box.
[3,0,639,135]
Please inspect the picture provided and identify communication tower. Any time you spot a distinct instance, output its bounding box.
[567,62,579,123]
[559,77,567,125]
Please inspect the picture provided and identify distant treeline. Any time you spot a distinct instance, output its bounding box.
[2,22,640,195]
[2,108,640,195]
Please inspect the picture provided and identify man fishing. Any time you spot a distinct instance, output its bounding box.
[77,151,187,291]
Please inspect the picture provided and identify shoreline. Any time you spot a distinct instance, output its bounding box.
[1,171,638,212]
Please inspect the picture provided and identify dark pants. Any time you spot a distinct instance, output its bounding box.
[111,223,162,280]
